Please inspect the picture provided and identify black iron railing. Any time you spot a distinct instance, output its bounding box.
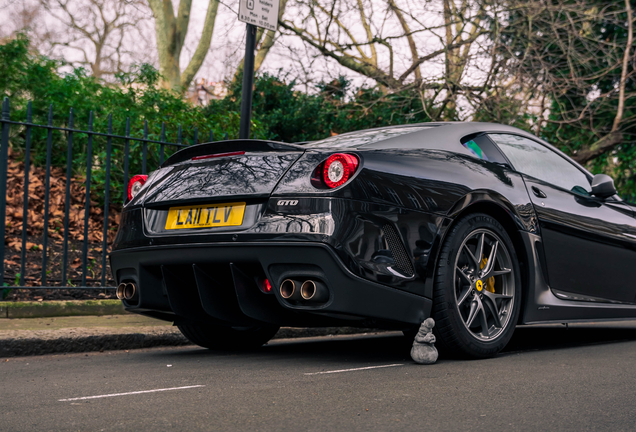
[0,97,227,295]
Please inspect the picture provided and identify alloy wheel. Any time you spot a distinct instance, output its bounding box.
[453,228,515,342]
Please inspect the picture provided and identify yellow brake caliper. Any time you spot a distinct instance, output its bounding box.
[480,257,496,293]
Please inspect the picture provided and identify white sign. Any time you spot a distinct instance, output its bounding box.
[238,0,280,32]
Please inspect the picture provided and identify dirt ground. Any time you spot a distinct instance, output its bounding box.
[2,235,116,301]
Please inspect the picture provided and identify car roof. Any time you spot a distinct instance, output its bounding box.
[302,121,589,175]
[303,122,535,150]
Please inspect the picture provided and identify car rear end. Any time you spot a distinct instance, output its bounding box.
[110,139,434,330]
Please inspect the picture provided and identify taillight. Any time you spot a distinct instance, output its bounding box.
[322,153,359,188]
[127,174,148,201]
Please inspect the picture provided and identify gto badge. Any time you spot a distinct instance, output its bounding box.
[277,200,298,206]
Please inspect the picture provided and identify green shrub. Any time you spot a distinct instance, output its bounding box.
[0,34,261,205]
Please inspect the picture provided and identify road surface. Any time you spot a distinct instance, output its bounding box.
[3,322,636,431]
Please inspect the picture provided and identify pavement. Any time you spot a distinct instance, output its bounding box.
[0,313,382,357]
[3,323,636,431]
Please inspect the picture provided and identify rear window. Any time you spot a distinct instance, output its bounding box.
[463,140,489,160]
[304,126,435,149]
[460,134,509,165]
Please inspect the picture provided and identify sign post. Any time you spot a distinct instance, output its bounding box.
[238,0,280,139]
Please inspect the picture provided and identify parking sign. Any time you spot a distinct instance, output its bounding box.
[238,0,280,31]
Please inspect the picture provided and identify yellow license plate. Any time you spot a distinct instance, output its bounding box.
[165,202,246,230]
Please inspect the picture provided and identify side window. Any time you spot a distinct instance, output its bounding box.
[460,134,509,165]
[488,134,591,192]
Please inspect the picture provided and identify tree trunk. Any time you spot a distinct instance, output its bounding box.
[148,0,220,91]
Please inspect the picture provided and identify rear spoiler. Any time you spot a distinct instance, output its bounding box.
[162,139,305,167]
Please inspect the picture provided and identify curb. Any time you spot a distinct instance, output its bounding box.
[0,300,125,319]
[0,327,386,358]
[0,332,190,357]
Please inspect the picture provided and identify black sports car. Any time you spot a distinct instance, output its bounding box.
[110,122,636,358]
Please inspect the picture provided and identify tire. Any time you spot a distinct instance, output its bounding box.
[177,321,280,350]
[432,213,521,358]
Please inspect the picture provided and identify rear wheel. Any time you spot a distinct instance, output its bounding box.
[177,322,280,350]
[432,213,521,358]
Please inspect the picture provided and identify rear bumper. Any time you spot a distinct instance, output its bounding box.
[109,242,431,328]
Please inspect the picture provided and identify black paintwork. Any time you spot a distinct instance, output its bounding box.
[110,122,636,329]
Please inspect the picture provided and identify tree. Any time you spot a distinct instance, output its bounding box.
[38,0,150,78]
[279,0,493,120]
[501,0,635,166]
[147,0,220,90]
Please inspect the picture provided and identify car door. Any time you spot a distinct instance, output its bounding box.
[488,133,636,304]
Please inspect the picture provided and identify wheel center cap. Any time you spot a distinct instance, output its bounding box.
[475,279,484,292]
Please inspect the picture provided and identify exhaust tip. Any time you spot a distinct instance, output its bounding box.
[116,283,126,300]
[300,280,317,300]
[280,279,296,299]
[123,282,136,300]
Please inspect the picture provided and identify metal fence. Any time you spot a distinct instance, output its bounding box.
[0,97,227,294]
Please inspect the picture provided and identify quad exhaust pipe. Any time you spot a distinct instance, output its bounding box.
[300,280,329,302]
[279,279,328,303]
[116,282,137,301]
[280,279,302,301]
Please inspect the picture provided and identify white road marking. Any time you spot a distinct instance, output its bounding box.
[304,364,404,375]
[58,385,205,402]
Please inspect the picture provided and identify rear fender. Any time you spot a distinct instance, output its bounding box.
[422,191,537,299]
[447,191,537,233]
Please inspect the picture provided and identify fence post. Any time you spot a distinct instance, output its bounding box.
[41,105,54,285]
[123,118,130,203]
[81,112,94,287]
[100,114,112,286]
[0,98,10,288]
[160,123,166,165]
[142,121,148,174]
[19,102,33,286]
[61,108,74,284]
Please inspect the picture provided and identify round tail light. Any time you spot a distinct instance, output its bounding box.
[322,153,359,188]
[127,174,148,201]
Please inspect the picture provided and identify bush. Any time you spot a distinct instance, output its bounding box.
[207,72,432,143]
[0,35,262,205]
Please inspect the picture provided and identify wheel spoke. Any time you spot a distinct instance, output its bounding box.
[463,244,479,267]
[482,295,503,328]
[457,286,472,306]
[490,268,512,277]
[476,233,485,262]
[456,266,472,284]
[476,297,490,337]
[481,240,498,276]
[483,290,512,302]
[465,300,479,327]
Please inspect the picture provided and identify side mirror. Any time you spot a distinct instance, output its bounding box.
[591,174,617,199]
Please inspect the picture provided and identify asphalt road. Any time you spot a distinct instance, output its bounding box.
[3,323,636,431]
